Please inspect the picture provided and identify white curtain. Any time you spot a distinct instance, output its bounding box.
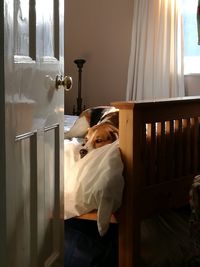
[126,0,185,101]
[198,0,200,45]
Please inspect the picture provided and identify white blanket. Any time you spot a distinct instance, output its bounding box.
[64,139,124,236]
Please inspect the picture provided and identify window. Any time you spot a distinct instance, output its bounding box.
[181,0,200,74]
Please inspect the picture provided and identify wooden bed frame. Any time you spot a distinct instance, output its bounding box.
[112,97,200,267]
[76,97,200,266]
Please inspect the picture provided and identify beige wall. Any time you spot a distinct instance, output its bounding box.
[64,0,133,114]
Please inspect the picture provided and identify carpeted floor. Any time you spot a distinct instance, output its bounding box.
[64,218,118,267]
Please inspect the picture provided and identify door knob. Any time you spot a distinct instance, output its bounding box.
[55,75,73,91]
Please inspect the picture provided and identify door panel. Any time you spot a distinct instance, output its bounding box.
[43,126,61,265]
[2,0,65,266]
[36,0,54,58]
[14,0,29,56]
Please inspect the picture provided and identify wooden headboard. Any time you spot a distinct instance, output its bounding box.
[112,97,200,267]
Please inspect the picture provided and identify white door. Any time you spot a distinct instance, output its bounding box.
[0,0,70,266]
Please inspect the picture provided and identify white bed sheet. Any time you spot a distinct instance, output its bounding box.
[64,139,124,236]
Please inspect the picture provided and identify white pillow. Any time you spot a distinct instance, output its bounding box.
[64,140,124,236]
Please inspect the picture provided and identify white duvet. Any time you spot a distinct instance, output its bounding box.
[64,139,124,236]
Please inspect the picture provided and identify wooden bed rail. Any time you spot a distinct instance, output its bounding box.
[112,97,200,267]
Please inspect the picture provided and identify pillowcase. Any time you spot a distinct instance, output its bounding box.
[64,139,124,236]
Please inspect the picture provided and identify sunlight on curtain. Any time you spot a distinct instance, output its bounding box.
[198,0,200,45]
[126,0,185,101]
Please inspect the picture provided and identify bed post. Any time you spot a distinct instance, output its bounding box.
[112,101,140,267]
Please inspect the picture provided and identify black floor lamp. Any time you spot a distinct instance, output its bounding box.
[73,59,86,115]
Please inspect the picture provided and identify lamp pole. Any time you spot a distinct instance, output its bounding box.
[74,59,86,115]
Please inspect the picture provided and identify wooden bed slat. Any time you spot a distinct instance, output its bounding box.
[166,120,175,179]
[145,123,156,185]
[157,121,166,183]
[191,117,199,172]
[182,118,191,175]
